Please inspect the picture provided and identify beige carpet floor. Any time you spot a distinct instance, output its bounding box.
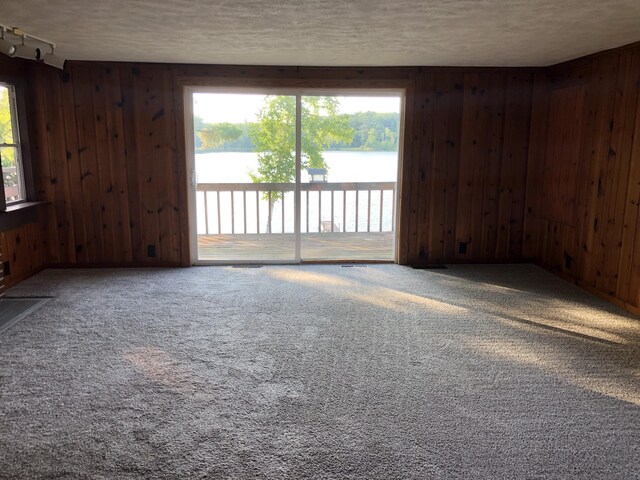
[0,264,638,479]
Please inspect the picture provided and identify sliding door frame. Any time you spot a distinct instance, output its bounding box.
[184,86,405,265]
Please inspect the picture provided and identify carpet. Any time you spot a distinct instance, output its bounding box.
[0,264,638,479]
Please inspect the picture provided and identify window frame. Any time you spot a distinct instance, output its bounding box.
[0,82,26,206]
[0,76,35,212]
[184,86,406,265]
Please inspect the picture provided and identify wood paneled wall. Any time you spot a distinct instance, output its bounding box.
[1,219,47,289]
[524,43,640,313]
[24,61,535,267]
[0,53,27,79]
[403,70,533,263]
[28,63,183,266]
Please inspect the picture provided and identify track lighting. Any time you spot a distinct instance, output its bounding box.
[0,30,15,56]
[12,43,41,60]
[0,24,65,69]
[40,43,65,69]
[43,51,65,69]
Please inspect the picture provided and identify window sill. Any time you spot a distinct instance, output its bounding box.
[0,201,48,231]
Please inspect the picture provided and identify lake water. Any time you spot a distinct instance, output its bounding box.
[195,150,399,234]
[195,150,398,183]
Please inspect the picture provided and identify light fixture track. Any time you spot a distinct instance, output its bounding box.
[0,23,65,69]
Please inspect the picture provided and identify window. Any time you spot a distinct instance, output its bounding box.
[0,78,38,230]
[186,89,403,264]
[0,83,25,206]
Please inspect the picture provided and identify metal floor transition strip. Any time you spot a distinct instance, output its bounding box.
[0,297,51,334]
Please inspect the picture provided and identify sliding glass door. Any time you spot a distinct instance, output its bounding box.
[299,95,400,261]
[189,92,297,262]
[186,89,402,264]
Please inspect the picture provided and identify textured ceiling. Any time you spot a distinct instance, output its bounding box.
[1,1,640,67]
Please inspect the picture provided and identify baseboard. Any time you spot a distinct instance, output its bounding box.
[405,258,536,266]
[536,262,640,318]
[576,280,640,317]
[44,261,185,269]
[1,264,46,292]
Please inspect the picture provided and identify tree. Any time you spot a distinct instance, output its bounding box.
[248,96,354,231]
[0,86,14,148]
[249,96,354,183]
[0,87,18,190]
[197,122,243,149]
[193,115,205,149]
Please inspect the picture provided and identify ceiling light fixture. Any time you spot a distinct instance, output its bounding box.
[0,28,15,56]
[12,39,41,61]
[0,24,65,69]
[42,45,66,70]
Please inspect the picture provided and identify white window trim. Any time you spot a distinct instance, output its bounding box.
[183,86,406,265]
[0,81,27,207]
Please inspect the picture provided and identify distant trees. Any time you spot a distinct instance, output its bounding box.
[194,110,400,153]
[335,111,399,151]
[196,122,242,149]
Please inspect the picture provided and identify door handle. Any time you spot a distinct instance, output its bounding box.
[191,169,198,189]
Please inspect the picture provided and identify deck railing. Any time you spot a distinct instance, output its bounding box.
[196,182,396,235]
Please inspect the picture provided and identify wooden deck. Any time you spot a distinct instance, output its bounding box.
[197,232,395,262]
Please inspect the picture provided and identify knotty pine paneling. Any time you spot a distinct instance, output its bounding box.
[28,62,183,266]
[524,43,640,312]
[0,216,47,289]
[407,69,533,264]
[0,53,27,79]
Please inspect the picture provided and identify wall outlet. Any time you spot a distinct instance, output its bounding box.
[146,245,156,258]
[458,242,468,255]
[3,261,10,276]
[564,254,573,270]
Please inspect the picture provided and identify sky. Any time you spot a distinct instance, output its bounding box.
[193,93,401,124]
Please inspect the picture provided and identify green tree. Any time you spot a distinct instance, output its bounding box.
[329,111,400,151]
[249,96,354,182]
[0,87,14,147]
[193,115,205,149]
[248,96,354,231]
[365,128,378,149]
[0,87,19,191]
[197,122,243,149]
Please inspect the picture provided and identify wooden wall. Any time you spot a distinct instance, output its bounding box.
[28,63,183,266]
[524,43,640,313]
[1,219,47,289]
[23,62,535,267]
[403,70,533,263]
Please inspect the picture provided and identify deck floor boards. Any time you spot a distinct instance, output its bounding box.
[197,232,395,261]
